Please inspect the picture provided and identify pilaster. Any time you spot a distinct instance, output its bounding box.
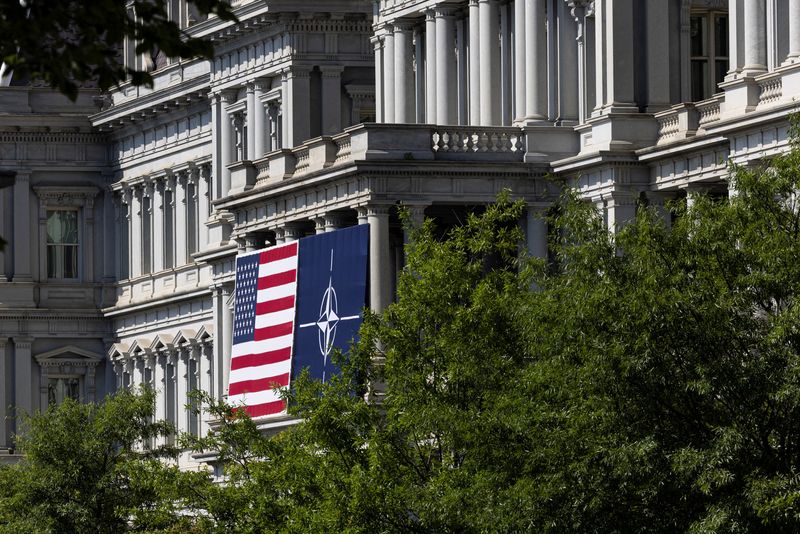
[13,337,33,421]
[12,172,32,282]
[320,66,345,134]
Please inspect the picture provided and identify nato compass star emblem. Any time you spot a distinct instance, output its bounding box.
[299,250,360,381]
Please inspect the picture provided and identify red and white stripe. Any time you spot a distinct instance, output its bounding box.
[228,242,298,417]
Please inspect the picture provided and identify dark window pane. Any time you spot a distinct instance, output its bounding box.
[715,16,729,56]
[715,60,728,90]
[691,16,707,57]
[692,60,708,101]
[64,245,78,278]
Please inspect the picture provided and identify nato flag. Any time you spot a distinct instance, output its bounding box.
[293,224,369,383]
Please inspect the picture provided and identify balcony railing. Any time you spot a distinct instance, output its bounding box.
[228,123,529,195]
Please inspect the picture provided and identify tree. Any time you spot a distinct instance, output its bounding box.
[0,0,236,100]
[0,388,205,533]
[183,127,800,532]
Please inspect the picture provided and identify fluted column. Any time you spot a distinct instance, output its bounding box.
[425,10,437,122]
[394,22,416,123]
[383,26,396,123]
[367,205,392,312]
[786,0,800,63]
[479,0,501,125]
[743,0,767,74]
[468,0,481,124]
[436,8,458,124]
[525,0,547,120]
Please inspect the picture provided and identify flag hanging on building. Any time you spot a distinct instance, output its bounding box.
[293,224,369,383]
[228,224,369,418]
[229,242,299,418]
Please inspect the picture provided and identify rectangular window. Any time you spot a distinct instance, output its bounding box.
[46,210,79,279]
[690,12,729,101]
[48,376,81,406]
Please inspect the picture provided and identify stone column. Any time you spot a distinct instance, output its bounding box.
[200,343,213,437]
[425,11,439,122]
[253,80,268,159]
[283,224,305,243]
[479,0,501,125]
[645,0,671,111]
[436,8,458,124]
[499,5,512,125]
[120,189,131,280]
[287,67,311,146]
[785,0,800,64]
[526,205,548,259]
[366,205,392,312]
[395,22,416,124]
[210,93,221,199]
[415,25,426,123]
[593,0,637,113]
[726,0,744,80]
[469,0,481,124]
[13,337,33,418]
[174,173,187,267]
[222,286,233,395]
[456,17,469,124]
[12,173,31,282]
[383,27,396,123]
[324,213,346,232]
[743,0,767,74]
[372,36,384,122]
[245,82,256,160]
[525,0,547,120]
[558,1,579,123]
[321,66,345,134]
[280,70,290,146]
[0,338,8,449]
[514,0,526,121]
[0,188,6,281]
[152,179,165,273]
[176,347,188,433]
[219,90,236,196]
[129,186,143,278]
[593,0,607,112]
[198,165,211,251]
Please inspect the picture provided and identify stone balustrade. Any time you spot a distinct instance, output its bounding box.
[228,123,531,194]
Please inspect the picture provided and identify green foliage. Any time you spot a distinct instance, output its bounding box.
[0,388,201,533]
[9,140,800,532]
[0,0,236,99]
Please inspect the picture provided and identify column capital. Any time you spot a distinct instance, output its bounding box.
[282,222,306,241]
[434,6,458,18]
[253,78,271,92]
[220,89,238,105]
[319,65,345,77]
[13,337,34,349]
[393,19,417,33]
[365,204,392,217]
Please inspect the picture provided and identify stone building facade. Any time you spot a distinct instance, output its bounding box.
[0,0,799,466]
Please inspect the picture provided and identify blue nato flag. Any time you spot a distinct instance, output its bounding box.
[292,224,369,383]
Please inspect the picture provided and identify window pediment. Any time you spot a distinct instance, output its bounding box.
[35,345,102,368]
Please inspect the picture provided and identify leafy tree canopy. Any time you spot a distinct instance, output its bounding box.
[7,132,800,532]
[0,0,236,100]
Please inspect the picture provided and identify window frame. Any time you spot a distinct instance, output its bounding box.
[689,9,729,102]
[45,208,80,280]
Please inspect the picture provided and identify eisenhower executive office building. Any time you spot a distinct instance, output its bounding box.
[0,0,799,466]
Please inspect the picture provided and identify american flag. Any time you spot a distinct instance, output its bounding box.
[228,242,298,417]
